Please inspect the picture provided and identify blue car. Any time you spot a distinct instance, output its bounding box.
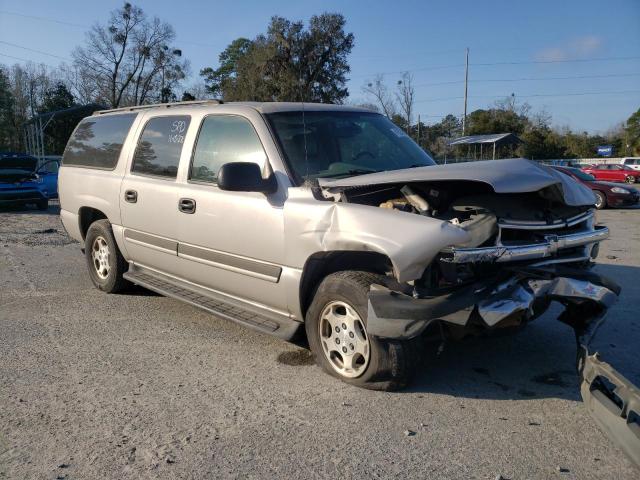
[0,154,59,210]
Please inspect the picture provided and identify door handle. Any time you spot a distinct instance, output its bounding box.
[124,190,138,203]
[178,198,196,214]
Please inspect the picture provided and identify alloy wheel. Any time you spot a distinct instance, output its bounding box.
[91,236,111,280]
[318,300,370,378]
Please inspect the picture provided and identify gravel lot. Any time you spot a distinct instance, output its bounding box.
[1,201,639,479]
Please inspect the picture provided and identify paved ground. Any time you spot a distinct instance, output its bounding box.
[1,201,639,479]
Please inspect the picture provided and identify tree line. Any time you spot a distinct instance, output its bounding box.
[1,2,639,158]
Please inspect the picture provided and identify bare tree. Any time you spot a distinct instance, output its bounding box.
[362,74,396,118]
[395,71,414,133]
[495,93,531,117]
[60,63,96,105]
[72,2,187,107]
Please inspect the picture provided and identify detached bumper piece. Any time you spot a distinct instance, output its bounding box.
[580,354,640,468]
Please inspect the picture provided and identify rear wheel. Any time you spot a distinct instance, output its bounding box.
[84,219,130,293]
[305,271,421,391]
[625,175,635,184]
[594,191,606,209]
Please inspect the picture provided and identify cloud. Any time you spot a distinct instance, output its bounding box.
[535,35,603,62]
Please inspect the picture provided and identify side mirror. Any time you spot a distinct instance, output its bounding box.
[217,162,277,194]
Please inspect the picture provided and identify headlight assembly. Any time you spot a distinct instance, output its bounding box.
[611,187,630,194]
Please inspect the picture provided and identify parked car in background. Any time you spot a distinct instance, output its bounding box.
[0,154,59,210]
[553,166,639,209]
[620,157,640,171]
[582,163,640,183]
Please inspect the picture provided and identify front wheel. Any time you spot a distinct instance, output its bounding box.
[305,271,421,391]
[625,175,635,184]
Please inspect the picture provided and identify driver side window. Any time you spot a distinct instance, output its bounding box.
[190,115,267,183]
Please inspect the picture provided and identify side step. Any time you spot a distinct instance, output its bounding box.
[123,265,300,340]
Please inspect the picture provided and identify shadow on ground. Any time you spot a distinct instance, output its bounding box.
[0,202,61,215]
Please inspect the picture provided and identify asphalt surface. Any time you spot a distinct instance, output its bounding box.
[1,201,639,479]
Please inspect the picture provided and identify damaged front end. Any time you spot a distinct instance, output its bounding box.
[317,159,639,465]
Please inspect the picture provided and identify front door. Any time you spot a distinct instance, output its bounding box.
[176,114,288,314]
[120,115,192,276]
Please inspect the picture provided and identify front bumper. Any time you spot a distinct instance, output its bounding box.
[367,265,619,340]
[608,192,640,207]
[0,187,47,204]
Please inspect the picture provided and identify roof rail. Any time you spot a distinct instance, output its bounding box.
[96,99,223,115]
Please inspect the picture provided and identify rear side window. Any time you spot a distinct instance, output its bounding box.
[190,115,266,183]
[131,116,191,179]
[62,114,136,169]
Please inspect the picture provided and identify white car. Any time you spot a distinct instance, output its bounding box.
[621,157,640,171]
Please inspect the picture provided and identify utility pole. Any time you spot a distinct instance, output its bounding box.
[462,47,469,136]
[417,114,421,144]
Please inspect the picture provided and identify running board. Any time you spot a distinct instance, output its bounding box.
[123,264,300,340]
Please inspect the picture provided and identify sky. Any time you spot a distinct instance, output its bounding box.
[1,0,639,133]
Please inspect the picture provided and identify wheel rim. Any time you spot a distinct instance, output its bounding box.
[318,300,370,378]
[625,176,634,184]
[91,236,111,280]
[595,193,604,208]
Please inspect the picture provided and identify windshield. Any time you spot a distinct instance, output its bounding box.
[564,167,596,181]
[266,111,435,182]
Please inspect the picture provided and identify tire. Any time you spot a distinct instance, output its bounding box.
[305,271,421,391]
[625,175,635,184]
[84,219,130,293]
[594,191,606,210]
[36,199,48,211]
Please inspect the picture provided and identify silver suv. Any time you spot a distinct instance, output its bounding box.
[59,100,618,391]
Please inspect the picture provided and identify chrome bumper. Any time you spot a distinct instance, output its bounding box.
[445,225,609,264]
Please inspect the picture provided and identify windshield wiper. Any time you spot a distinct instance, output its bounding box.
[316,168,380,179]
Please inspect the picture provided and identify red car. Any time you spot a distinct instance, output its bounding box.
[553,166,640,209]
[581,164,640,184]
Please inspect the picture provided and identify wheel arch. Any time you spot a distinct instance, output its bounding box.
[78,207,109,240]
[298,250,393,320]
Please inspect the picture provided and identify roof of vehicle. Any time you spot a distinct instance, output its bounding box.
[93,100,375,117]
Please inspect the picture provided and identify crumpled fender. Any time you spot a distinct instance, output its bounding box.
[284,191,470,282]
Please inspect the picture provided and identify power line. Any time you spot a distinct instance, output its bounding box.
[0,41,72,62]
[0,53,57,68]
[0,10,220,50]
[473,56,640,67]
[355,56,640,81]
[413,72,640,88]
[0,10,86,28]
[415,89,640,104]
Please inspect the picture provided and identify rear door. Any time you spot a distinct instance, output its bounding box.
[120,115,192,276]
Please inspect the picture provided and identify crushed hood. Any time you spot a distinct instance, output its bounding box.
[318,158,596,207]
